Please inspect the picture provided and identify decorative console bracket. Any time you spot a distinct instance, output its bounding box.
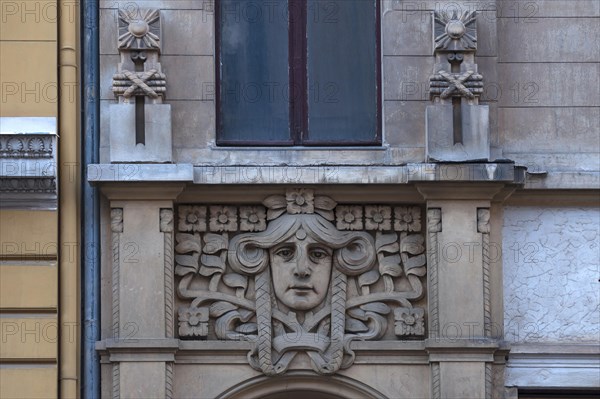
[175,189,428,376]
[426,11,490,162]
[109,8,172,163]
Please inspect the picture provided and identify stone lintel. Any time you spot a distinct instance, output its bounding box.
[417,182,506,201]
[190,163,524,185]
[97,339,179,362]
[100,183,187,201]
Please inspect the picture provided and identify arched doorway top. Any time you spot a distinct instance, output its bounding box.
[216,371,387,399]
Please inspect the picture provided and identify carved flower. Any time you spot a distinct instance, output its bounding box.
[364,206,392,231]
[239,206,266,232]
[394,307,425,337]
[394,206,421,232]
[209,206,238,232]
[178,306,209,338]
[178,206,207,232]
[335,206,363,230]
[286,189,314,214]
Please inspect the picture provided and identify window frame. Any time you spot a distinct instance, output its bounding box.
[214,0,382,147]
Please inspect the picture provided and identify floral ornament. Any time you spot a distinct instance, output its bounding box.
[335,206,363,230]
[394,206,421,232]
[178,206,207,232]
[394,307,425,337]
[178,306,209,338]
[286,188,314,214]
[263,189,337,221]
[364,205,392,231]
[209,206,238,232]
[239,206,267,232]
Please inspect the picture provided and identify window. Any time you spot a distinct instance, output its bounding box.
[216,0,381,146]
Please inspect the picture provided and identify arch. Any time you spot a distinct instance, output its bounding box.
[216,371,387,399]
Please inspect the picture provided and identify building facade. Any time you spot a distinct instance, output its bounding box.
[1,0,598,398]
[0,0,80,398]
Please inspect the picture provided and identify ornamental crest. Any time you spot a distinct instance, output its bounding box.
[175,189,427,375]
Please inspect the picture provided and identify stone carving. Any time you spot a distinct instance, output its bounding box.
[477,208,491,337]
[117,8,160,51]
[426,209,442,337]
[178,205,207,232]
[111,208,123,339]
[0,134,53,158]
[176,189,427,375]
[394,307,425,337]
[0,177,56,193]
[109,8,171,163]
[430,69,484,100]
[427,11,490,162]
[434,11,477,52]
[161,209,175,338]
[394,206,421,232]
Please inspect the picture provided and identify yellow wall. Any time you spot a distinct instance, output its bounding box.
[1,1,79,398]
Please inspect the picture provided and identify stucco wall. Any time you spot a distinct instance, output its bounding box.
[503,206,600,343]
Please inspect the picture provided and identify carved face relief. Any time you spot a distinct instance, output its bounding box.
[175,189,428,376]
[270,233,333,310]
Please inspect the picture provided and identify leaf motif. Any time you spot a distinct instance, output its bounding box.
[209,301,238,317]
[266,208,286,221]
[404,254,426,270]
[314,209,335,221]
[175,264,196,276]
[401,234,425,255]
[358,269,380,287]
[238,309,254,322]
[345,318,369,333]
[199,266,222,277]
[175,233,201,254]
[360,302,391,315]
[203,233,227,254]
[175,254,200,270]
[376,232,399,253]
[347,307,367,321]
[314,195,337,210]
[263,194,286,207]
[379,254,402,277]
[236,322,257,334]
[223,273,248,289]
[201,254,225,269]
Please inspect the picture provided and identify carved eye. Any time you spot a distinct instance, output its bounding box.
[309,248,329,262]
[275,247,294,261]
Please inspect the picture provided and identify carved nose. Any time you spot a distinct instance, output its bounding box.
[293,262,311,278]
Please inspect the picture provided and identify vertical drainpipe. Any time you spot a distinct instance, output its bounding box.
[82,0,100,398]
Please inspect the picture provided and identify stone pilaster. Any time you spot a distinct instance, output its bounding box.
[99,182,186,399]
[419,183,503,399]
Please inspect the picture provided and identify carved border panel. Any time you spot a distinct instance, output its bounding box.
[175,189,428,375]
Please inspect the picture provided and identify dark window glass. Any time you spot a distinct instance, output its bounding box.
[217,0,380,145]
[218,0,291,143]
[306,0,378,143]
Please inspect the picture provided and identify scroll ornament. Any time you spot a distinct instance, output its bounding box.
[175,189,427,375]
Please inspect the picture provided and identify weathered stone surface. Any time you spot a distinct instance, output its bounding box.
[384,101,426,147]
[503,207,600,343]
[160,55,213,100]
[497,63,600,107]
[498,18,600,62]
[171,101,215,149]
[499,107,600,153]
[162,10,213,56]
[497,0,600,17]
[109,103,172,163]
[426,104,490,162]
[99,9,118,55]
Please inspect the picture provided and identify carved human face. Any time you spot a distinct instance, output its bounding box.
[270,231,333,310]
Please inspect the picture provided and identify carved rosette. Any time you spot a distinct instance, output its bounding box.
[175,189,427,375]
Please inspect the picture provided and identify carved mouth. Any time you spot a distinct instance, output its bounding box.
[289,285,314,293]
